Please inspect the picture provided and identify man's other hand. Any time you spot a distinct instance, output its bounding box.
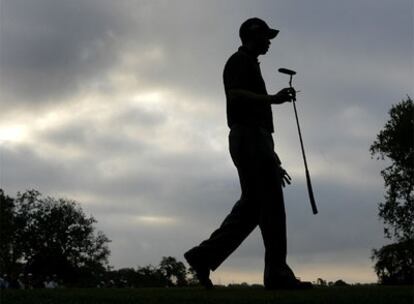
[280,167,292,187]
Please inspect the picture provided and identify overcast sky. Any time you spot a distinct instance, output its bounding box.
[1,0,413,284]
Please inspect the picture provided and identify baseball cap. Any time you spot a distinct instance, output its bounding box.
[239,18,279,41]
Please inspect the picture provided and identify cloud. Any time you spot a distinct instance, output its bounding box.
[0,0,129,108]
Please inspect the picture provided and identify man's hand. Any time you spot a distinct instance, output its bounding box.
[272,87,296,104]
[280,167,292,188]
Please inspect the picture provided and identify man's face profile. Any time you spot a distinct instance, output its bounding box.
[250,33,272,55]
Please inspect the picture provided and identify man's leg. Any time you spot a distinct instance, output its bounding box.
[257,157,295,286]
[257,149,313,289]
[187,193,259,271]
[185,128,261,273]
[184,166,260,290]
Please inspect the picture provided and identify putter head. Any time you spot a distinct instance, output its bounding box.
[278,68,297,76]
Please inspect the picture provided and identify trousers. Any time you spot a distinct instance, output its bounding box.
[192,124,293,284]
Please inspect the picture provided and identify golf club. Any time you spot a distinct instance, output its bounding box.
[278,68,318,215]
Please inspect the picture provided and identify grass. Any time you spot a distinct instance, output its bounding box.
[1,286,413,304]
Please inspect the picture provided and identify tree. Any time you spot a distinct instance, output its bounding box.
[159,256,187,286]
[370,96,414,284]
[105,266,167,288]
[316,278,327,287]
[372,240,413,285]
[333,279,349,287]
[0,190,19,275]
[135,265,167,287]
[0,189,111,285]
[186,266,200,286]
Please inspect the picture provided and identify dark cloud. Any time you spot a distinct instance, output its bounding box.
[0,0,129,106]
[2,0,411,115]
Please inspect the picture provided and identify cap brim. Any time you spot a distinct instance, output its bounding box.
[268,29,279,39]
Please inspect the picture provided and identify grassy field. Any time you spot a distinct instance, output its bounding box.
[1,286,413,304]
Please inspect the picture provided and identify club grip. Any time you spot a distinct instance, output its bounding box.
[306,169,318,214]
[278,68,297,75]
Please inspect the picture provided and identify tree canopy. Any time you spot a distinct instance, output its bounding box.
[0,189,110,285]
[0,189,200,288]
[370,96,414,285]
[370,96,413,241]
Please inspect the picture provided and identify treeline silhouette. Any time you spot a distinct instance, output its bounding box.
[0,188,359,289]
[0,255,197,289]
[0,189,198,288]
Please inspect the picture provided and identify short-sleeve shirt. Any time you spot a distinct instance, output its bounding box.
[223,46,274,133]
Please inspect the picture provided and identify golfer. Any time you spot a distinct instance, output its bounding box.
[184,18,312,290]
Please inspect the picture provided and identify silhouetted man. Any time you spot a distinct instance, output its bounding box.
[184,18,312,290]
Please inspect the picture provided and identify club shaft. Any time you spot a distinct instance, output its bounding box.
[306,168,318,214]
[292,101,309,170]
[290,78,318,214]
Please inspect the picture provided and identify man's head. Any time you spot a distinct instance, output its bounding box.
[239,18,279,55]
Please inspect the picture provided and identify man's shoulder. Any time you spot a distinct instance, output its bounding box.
[226,48,248,65]
[224,49,250,75]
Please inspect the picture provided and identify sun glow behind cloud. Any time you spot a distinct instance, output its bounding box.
[0,125,27,144]
[134,215,178,226]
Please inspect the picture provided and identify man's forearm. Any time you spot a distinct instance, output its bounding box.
[229,89,285,104]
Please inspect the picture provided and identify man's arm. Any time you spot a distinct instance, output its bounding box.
[228,88,295,105]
